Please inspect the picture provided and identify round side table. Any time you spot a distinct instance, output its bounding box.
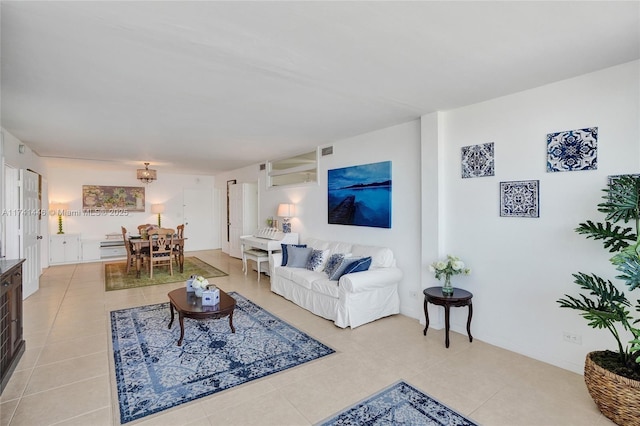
[423,286,473,348]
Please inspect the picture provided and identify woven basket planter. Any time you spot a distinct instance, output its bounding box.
[584,351,640,426]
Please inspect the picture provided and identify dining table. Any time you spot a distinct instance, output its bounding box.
[128,235,187,278]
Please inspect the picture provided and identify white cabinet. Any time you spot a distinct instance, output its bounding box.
[49,234,80,264]
[229,183,258,259]
[81,239,102,262]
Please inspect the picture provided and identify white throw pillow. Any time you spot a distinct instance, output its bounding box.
[306,249,330,272]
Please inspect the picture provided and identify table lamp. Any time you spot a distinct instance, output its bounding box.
[277,203,295,233]
[151,204,165,227]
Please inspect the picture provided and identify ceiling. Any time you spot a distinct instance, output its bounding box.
[2,1,639,175]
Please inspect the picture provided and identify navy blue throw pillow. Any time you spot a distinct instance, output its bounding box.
[341,256,372,277]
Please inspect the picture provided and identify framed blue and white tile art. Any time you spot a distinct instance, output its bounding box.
[328,161,392,228]
[547,127,598,173]
[607,173,640,186]
[461,142,494,178]
[500,180,539,218]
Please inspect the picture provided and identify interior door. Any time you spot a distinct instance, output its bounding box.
[228,184,242,258]
[20,169,40,298]
[183,188,219,251]
[228,183,258,259]
[4,166,19,259]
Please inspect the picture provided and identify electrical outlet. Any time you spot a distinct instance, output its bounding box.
[563,331,582,345]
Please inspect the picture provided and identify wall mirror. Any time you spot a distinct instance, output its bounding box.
[267,149,319,188]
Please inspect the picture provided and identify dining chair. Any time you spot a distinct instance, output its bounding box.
[121,226,137,274]
[147,228,175,278]
[173,224,184,266]
[138,223,156,239]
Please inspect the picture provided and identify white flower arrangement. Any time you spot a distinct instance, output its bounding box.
[191,275,209,290]
[429,255,471,281]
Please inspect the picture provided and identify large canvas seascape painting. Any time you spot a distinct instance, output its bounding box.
[328,161,391,228]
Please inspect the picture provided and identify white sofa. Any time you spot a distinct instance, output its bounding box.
[269,237,402,328]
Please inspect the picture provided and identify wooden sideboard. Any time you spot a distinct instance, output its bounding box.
[0,259,26,394]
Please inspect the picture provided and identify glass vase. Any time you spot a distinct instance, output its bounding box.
[194,287,204,298]
[442,275,454,296]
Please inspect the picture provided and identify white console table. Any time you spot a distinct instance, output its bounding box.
[240,233,299,275]
[99,240,126,260]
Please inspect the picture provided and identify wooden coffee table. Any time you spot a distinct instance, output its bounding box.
[167,287,236,346]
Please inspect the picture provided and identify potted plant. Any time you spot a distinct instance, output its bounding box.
[557,174,640,425]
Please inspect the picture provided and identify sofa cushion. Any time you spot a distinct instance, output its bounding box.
[274,265,294,280]
[350,245,394,268]
[286,246,313,268]
[290,268,325,290]
[281,244,307,266]
[305,238,330,251]
[324,253,347,278]
[327,241,353,256]
[328,256,366,281]
[311,277,340,298]
[306,249,330,272]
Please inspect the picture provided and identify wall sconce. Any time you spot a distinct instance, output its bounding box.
[137,162,157,184]
[151,204,165,227]
[49,202,69,234]
[276,203,295,233]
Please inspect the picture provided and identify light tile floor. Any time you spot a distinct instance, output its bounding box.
[1,250,614,426]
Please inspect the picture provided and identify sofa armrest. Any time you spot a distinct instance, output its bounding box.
[339,267,403,293]
[270,252,283,276]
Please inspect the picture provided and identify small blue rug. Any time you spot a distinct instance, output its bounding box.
[111,292,335,423]
[317,381,479,426]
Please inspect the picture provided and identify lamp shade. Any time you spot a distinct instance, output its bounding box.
[49,202,69,213]
[276,203,295,218]
[151,204,165,214]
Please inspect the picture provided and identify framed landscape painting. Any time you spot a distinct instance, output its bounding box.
[82,185,145,212]
[328,161,392,228]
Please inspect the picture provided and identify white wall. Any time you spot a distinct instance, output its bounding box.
[288,121,424,319]
[430,60,640,373]
[219,60,639,375]
[46,162,219,251]
[217,121,424,319]
[2,129,47,174]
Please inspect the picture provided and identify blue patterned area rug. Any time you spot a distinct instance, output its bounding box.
[317,381,479,426]
[110,292,335,424]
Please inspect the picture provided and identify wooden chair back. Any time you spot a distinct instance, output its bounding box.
[148,228,175,238]
[147,228,175,278]
[121,226,135,273]
[173,224,185,266]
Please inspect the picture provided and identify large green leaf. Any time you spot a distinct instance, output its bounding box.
[575,220,635,253]
[598,175,640,225]
[557,273,631,328]
[611,245,640,291]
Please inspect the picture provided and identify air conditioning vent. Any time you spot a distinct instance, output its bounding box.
[321,146,333,156]
[259,163,266,171]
